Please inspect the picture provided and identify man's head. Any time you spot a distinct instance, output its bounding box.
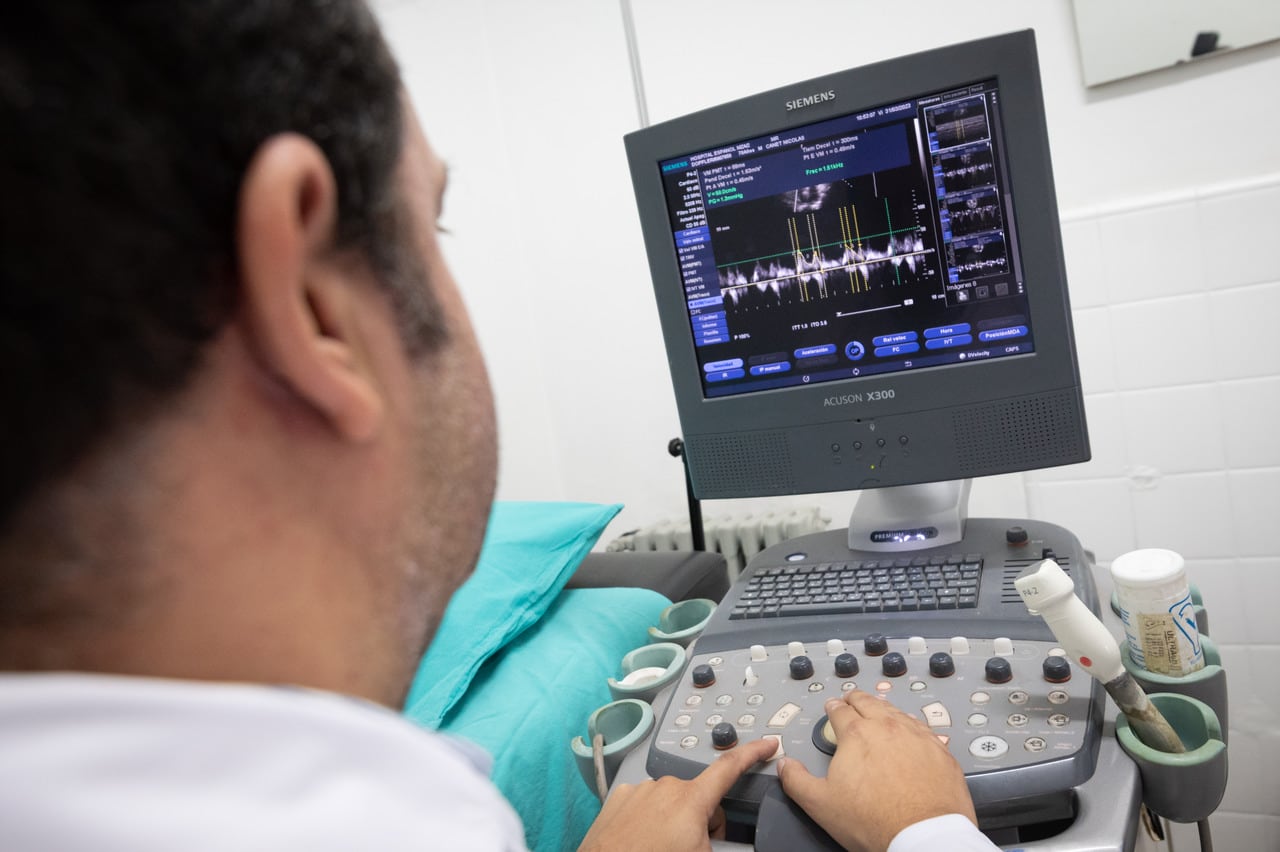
[0,1,497,705]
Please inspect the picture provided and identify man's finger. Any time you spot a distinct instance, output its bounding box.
[775,756,824,812]
[845,689,907,719]
[689,737,778,811]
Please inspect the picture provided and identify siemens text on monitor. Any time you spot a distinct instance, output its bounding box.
[625,30,1089,502]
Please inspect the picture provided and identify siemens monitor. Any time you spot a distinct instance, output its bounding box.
[625,30,1089,532]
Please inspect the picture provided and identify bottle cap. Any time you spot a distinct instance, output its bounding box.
[1111,548,1184,588]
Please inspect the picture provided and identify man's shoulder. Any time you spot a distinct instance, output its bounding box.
[0,673,526,850]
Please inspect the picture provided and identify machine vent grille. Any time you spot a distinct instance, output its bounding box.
[687,432,795,498]
[1001,558,1073,604]
[953,391,1084,475]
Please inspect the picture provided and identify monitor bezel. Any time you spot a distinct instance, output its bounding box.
[625,30,1087,497]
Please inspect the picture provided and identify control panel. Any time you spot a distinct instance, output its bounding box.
[643,518,1105,831]
[654,634,1089,782]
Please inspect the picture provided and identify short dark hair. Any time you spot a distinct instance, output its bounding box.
[0,1,440,531]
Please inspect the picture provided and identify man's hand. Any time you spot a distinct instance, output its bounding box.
[777,690,977,852]
[579,736,777,851]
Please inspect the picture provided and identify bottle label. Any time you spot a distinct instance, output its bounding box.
[1130,593,1203,676]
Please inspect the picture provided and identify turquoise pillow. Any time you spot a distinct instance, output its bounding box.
[403,501,622,726]
[435,586,671,852]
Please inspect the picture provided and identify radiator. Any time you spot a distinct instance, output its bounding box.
[605,507,830,582]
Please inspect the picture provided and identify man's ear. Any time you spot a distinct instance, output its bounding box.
[235,133,383,442]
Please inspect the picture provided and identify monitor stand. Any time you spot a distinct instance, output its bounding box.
[847,479,972,552]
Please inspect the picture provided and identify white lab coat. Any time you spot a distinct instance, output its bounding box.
[0,672,527,851]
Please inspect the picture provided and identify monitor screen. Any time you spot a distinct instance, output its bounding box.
[661,79,1029,399]
[626,31,1089,499]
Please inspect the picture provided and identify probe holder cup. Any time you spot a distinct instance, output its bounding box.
[606,641,686,703]
[1115,693,1227,823]
[1120,635,1228,741]
[571,699,656,799]
[647,598,716,647]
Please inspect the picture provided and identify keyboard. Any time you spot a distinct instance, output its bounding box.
[729,554,983,619]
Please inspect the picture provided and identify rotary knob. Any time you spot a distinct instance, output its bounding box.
[1006,526,1029,545]
[711,722,738,750]
[985,657,1013,684]
[864,633,889,656]
[929,652,956,678]
[1043,656,1072,683]
[691,664,716,688]
[790,655,815,680]
[881,651,908,677]
[834,652,859,678]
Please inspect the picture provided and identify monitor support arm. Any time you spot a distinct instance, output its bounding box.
[847,479,971,552]
[668,437,706,551]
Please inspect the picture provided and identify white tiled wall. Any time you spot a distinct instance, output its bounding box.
[1035,177,1280,848]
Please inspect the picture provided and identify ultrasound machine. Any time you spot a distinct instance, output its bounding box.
[615,30,1149,850]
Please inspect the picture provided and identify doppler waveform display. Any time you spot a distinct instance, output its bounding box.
[946,188,1003,238]
[708,174,939,315]
[936,147,995,192]
[950,234,1008,276]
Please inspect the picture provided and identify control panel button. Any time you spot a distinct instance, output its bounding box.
[921,701,952,728]
[1048,690,1069,705]
[787,641,807,658]
[834,652,859,678]
[970,691,991,706]
[747,694,765,706]
[1025,737,1048,753]
[875,681,893,693]
[1049,713,1070,727]
[790,655,815,680]
[967,712,988,727]
[674,714,692,728]
[909,680,927,692]
[826,639,846,656]
[807,682,825,693]
[950,636,971,655]
[908,636,928,655]
[1008,713,1029,727]
[767,702,802,729]
[737,713,756,727]
[1009,690,1030,705]
[1043,656,1072,683]
[864,633,889,656]
[969,735,1010,759]
[929,652,956,678]
[743,666,759,687]
[763,734,784,760]
[691,664,715,688]
[882,652,908,677]
[985,657,1013,684]
[715,694,733,706]
[993,637,1014,656]
[685,695,703,707]
[680,736,699,749]
[711,722,738,750]
[750,644,768,662]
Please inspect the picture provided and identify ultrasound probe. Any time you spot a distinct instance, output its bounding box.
[1014,560,1184,754]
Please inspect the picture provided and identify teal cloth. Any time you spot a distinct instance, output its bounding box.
[433,586,671,852]
[404,501,621,726]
